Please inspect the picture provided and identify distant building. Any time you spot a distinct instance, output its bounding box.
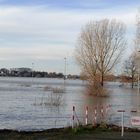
[0,68,9,76]
[10,68,32,76]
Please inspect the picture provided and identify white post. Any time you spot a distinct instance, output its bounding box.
[85,106,88,125]
[121,111,124,137]
[64,57,66,79]
[117,110,125,137]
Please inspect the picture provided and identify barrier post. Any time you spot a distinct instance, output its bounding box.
[72,106,75,128]
[94,106,97,125]
[100,105,104,122]
[105,105,110,123]
[85,106,88,125]
[118,110,125,137]
[121,111,124,137]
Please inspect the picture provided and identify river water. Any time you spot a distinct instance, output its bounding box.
[0,77,139,131]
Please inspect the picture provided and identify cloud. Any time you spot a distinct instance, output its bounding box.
[0,5,136,41]
[0,4,138,73]
[0,43,75,61]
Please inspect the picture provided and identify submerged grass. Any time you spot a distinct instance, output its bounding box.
[85,83,110,97]
[33,86,65,107]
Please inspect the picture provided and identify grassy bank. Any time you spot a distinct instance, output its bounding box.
[0,124,140,140]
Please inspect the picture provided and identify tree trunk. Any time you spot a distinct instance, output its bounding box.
[131,75,134,88]
[101,72,104,87]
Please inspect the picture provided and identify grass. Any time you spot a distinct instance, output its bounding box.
[85,83,110,97]
[52,87,65,93]
[1,124,140,140]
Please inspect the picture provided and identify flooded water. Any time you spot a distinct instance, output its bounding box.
[0,77,139,131]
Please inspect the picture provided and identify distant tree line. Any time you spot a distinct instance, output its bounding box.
[0,68,80,79]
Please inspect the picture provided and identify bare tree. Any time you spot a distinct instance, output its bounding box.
[123,54,137,88]
[75,19,126,89]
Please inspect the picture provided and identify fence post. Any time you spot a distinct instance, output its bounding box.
[85,106,88,125]
[72,106,75,128]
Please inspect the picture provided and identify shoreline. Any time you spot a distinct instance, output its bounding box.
[0,124,140,134]
[0,124,140,140]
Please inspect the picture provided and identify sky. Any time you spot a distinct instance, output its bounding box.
[0,0,139,75]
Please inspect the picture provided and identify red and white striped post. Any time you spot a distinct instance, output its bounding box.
[100,105,104,120]
[93,106,97,125]
[107,104,111,115]
[105,105,108,114]
[105,104,110,122]
[105,104,110,115]
[85,106,88,125]
[72,106,75,128]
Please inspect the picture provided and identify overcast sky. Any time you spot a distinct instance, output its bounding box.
[0,0,139,74]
